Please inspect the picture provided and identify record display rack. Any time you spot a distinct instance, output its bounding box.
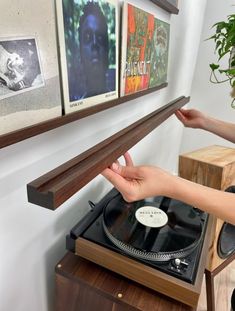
[27,95,189,210]
[150,0,179,14]
[0,84,167,149]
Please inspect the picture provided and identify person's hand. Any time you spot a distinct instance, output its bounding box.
[102,153,172,202]
[175,108,207,129]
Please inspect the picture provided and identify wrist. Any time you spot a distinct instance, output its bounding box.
[197,114,210,130]
[161,174,190,201]
[201,115,216,131]
[159,170,177,197]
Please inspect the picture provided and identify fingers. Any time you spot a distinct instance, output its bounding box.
[110,162,143,180]
[101,167,129,193]
[123,152,134,166]
[175,109,187,123]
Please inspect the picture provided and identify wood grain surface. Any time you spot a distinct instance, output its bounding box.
[55,252,195,311]
[27,96,189,209]
[179,145,235,271]
[0,84,167,149]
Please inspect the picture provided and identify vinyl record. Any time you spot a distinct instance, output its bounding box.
[102,193,203,261]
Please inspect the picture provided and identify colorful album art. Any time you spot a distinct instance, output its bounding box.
[0,38,44,100]
[149,19,170,88]
[56,0,118,114]
[121,3,155,96]
[0,0,62,135]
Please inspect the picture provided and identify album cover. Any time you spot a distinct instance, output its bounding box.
[56,0,119,114]
[120,3,154,96]
[0,0,62,135]
[149,18,170,88]
[0,38,44,100]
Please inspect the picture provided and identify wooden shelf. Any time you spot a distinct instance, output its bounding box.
[0,84,167,149]
[150,0,179,14]
[27,95,190,210]
[0,0,179,150]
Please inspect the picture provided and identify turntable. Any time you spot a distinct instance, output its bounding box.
[67,188,213,308]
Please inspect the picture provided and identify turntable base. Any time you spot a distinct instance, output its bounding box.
[55,252,196,311]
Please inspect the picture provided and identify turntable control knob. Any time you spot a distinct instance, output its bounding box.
[174,258,181,267]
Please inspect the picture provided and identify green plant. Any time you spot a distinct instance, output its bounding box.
[208,14,235,106]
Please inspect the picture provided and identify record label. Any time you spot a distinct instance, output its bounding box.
[135,206,168,228]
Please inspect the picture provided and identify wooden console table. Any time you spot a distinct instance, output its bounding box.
[55,252,195,311]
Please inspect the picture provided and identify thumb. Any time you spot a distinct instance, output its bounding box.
[175,109,186,121]
[111,162,143,179]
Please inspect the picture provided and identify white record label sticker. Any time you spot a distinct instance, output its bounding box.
[135,206,168,228]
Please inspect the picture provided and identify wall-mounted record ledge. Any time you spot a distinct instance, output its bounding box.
[27,95,190,210]
[150,0,179,14]
[0,84,167,149]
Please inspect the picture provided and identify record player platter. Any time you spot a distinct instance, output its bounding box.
[103,194,203,262]
[67,188,209,286]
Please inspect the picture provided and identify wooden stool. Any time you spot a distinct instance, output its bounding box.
[179,145,235,311]
[55,252,195,311]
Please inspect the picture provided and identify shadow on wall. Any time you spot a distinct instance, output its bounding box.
[43,177,109,311]
[168,0,207,98]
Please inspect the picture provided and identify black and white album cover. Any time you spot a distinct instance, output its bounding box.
[56,0,119,114]
[0,0,62,135]
[0,38,44,100]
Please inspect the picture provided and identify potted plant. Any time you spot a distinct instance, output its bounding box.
[208,14,235,106]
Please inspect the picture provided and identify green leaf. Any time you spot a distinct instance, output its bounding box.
[209,63,220,70]
[215,40,222,50]
[219,68,235,75]
[205,34,217,41]
[231,59,235,67]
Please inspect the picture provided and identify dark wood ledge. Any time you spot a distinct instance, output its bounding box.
[27,95,189,210]
[150,0,179,14]
[0,83,167,149]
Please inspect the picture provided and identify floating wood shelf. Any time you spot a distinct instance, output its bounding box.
[27,95,189,210]
[150,0,179,14]
[0,84,167,149]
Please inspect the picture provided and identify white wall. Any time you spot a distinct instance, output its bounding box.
[0,1,207,310]
[180,0,235,154]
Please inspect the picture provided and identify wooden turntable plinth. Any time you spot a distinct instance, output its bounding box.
[55,252,195,311]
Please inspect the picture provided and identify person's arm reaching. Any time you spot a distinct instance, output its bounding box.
[175,108,235,143]
[102,159,235,225]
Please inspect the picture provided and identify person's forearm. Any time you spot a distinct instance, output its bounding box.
[202,116,235,143]
[165,175,235,225]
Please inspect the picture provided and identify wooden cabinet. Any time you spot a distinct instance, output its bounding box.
[55,252,195,311]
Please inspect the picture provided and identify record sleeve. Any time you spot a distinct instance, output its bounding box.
[149,18,170,88]
[56,0,119,114]
[120,3,154,96]
[0,0,62,135]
